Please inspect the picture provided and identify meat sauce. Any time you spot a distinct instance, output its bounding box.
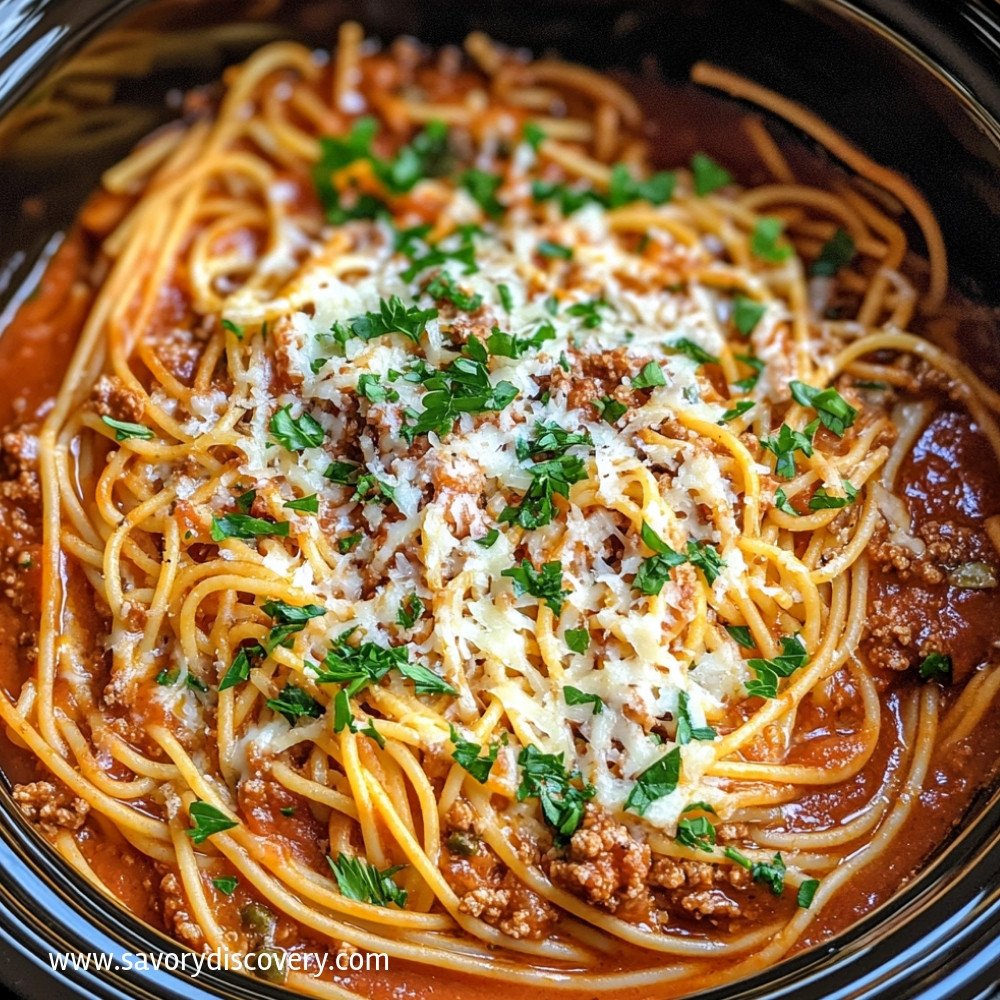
[0,78,998,1000]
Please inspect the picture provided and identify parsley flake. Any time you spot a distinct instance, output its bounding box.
[746,635,809,699]
[690,152,732,196]
[564,685,603,715]
[270,405,324,451]
[328,853,407,909]
[186,801,238,844]
[101,416,153,442]
[516,745,595,841]
[449,726,500,783]
[625,746,682,816]
[502,560,569,614]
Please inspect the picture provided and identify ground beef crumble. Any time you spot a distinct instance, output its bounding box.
[650,856,751,923]
[12,780,90,836]
[546,803,650,914]
[550,346,647,415]
[159,871,207,950]
[441,802,558,940]
[90,373,145,423]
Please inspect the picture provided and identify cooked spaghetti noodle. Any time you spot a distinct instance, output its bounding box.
[1,26,999,999]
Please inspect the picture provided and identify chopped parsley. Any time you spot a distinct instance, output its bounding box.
[750,216,793,263]
[313,630,408,695]
[486,320,556,359]
[497,283,514,312]
[219,645,261,691]
[460,168,503,217]
[425,271,483,311]
[332,296,437,346]
[449,726,500,783]
[726,624,755,649]
[690,152,732,196]
[564,685,603,715]
[101,416,153,442]
[312,116,449,222]
[732,295,766,336]
[811,228,855,277]
[351,474,396,506]
[564,628,590,655]
[270,405,324,451]
[337,533,362,554]
[516,421,592,461]
[593,396,627,424]
[499,453,588,530]
[316,629,455,697]
[676,813,716,852]
[325,460,360,486]
[401,353,518,442]
[632,361,666,389]
[634,521,686,596]
[566,298,609,329]
[221,318,244,339]
[186,801,238,844]
[675,690,716,745]
[396,660,456,696]
[721,400,755,423]
[625,746,682,816]
[668,338,719,366]
[396,593,424,630]
[332,691,385,747]
[212,876,238,896]
[474,528,499,548]
[516,745,595,841]
[155,668,207,693]
[523,121,546,150]
[686,540,725,585]
[400,238,477,283]
[328,853,407,909]
[533,165,674,214]
[283,494,319,514]
[746,635,809,699]
[210,514,289,542]
[797,878,820,908]
[808,481,858,510]
[261,599,327,651]
[357,373,399,404]
[918,651,952,684]
[266,684,325,725]
[532,179,600,215]
[726,847,788,895]
[759,421,819,478]
[538,239,573,260]
[733,353,765,392]
[774,487,799,516]
[789,380,858,437]
[502,559,569,614]
[607,164,676,207]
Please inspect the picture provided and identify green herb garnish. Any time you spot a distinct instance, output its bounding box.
[746,635,808,699]
[625,746,682,816]
[564,685,603,714]
[328,853,407,908]
[186,801,238,844]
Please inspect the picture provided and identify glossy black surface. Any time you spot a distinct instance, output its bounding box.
[0,2,998,998]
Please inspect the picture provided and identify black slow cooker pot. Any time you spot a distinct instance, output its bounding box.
[0,2,998,998]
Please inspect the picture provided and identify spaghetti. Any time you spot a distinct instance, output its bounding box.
[1,26,999,999]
